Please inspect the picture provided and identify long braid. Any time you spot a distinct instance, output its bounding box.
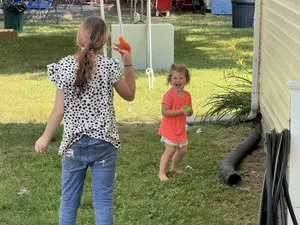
[74,16,107,94]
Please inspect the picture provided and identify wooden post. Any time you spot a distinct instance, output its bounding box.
[287,81,300,224]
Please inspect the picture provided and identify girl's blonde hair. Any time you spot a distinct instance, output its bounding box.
[167,64,191,84]
[74,16,107,93]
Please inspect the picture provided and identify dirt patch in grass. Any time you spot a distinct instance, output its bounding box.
[236,142,266,225]
[238,143,266,191]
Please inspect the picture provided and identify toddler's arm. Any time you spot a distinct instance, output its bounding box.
[161,104,186,117]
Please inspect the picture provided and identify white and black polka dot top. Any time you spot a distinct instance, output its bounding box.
[47,55,122,155]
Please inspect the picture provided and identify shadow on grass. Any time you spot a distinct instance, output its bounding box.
[0,14,254,76]
[0,122,265,225]
[0,123,63,150]
[0,29,77,75]
[173,17,254,70]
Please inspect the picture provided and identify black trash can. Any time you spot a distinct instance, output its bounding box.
[231,0,255,28]
[1,2,27,32]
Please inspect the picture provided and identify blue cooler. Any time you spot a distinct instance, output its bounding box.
[211,0,232,14]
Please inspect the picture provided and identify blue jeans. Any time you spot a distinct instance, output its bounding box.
[59,136,118,225]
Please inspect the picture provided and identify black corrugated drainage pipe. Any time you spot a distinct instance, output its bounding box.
[219,130,261,186]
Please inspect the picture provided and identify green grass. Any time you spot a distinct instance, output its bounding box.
[0,13,254,123]
[0,12,263,225]
[0,122,263,225]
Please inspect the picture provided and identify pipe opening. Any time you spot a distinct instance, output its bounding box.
[228,174,242,186]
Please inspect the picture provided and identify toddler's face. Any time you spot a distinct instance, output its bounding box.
[170,71,187,92]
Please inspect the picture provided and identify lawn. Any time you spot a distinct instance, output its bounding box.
[0,122,265,225]
[0,12,254,123]
[0,10,265,225]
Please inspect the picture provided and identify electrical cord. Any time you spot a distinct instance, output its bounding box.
[258,129,298,225]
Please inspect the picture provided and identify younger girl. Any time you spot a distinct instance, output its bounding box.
[35,16,135,225]
[158,64,193,181]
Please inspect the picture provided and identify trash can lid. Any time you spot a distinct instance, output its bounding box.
[231,0,254,4]
[0,2,27,13]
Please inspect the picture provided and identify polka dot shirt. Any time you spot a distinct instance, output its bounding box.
[47,55,122,155]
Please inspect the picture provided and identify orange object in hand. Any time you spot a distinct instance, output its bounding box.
[119,36,131,53]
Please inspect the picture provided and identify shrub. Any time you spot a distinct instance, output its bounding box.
[201,43,253,124]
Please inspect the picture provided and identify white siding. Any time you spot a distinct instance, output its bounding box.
[259,0,300,131]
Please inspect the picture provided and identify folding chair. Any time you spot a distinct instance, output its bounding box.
[179,0,206,14]
[25,0,59,24]
[63,0,82,11]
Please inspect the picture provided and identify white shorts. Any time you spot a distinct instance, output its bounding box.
[160,136,188,148]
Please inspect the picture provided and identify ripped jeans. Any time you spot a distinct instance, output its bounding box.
[59,136,117,225]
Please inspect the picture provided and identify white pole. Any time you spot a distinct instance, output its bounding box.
[130,0,133,23]
[141,0,144,21]
[116,0,124,37]
[115,0,131,112]
[100,0,107,57]
[134,0,137,21]
[147,0,152,69]
[146,0,154,89]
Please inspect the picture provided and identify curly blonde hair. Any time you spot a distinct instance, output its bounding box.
[167,64,191,85]
[74,16,107,93]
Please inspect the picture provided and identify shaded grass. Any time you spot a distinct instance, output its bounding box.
[0,122,264,225]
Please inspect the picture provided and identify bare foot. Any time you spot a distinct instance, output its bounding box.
[170,168,183,174]
[158,173,169,181]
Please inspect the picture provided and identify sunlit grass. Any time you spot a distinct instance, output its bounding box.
[0,69,224,123]
[0,14,253,124]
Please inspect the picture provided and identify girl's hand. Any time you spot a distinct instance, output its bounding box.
[35,136,50,153]
[113,42,132,66]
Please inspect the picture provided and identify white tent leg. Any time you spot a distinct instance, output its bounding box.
[116,0,131,111]
[100,0,107,57]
